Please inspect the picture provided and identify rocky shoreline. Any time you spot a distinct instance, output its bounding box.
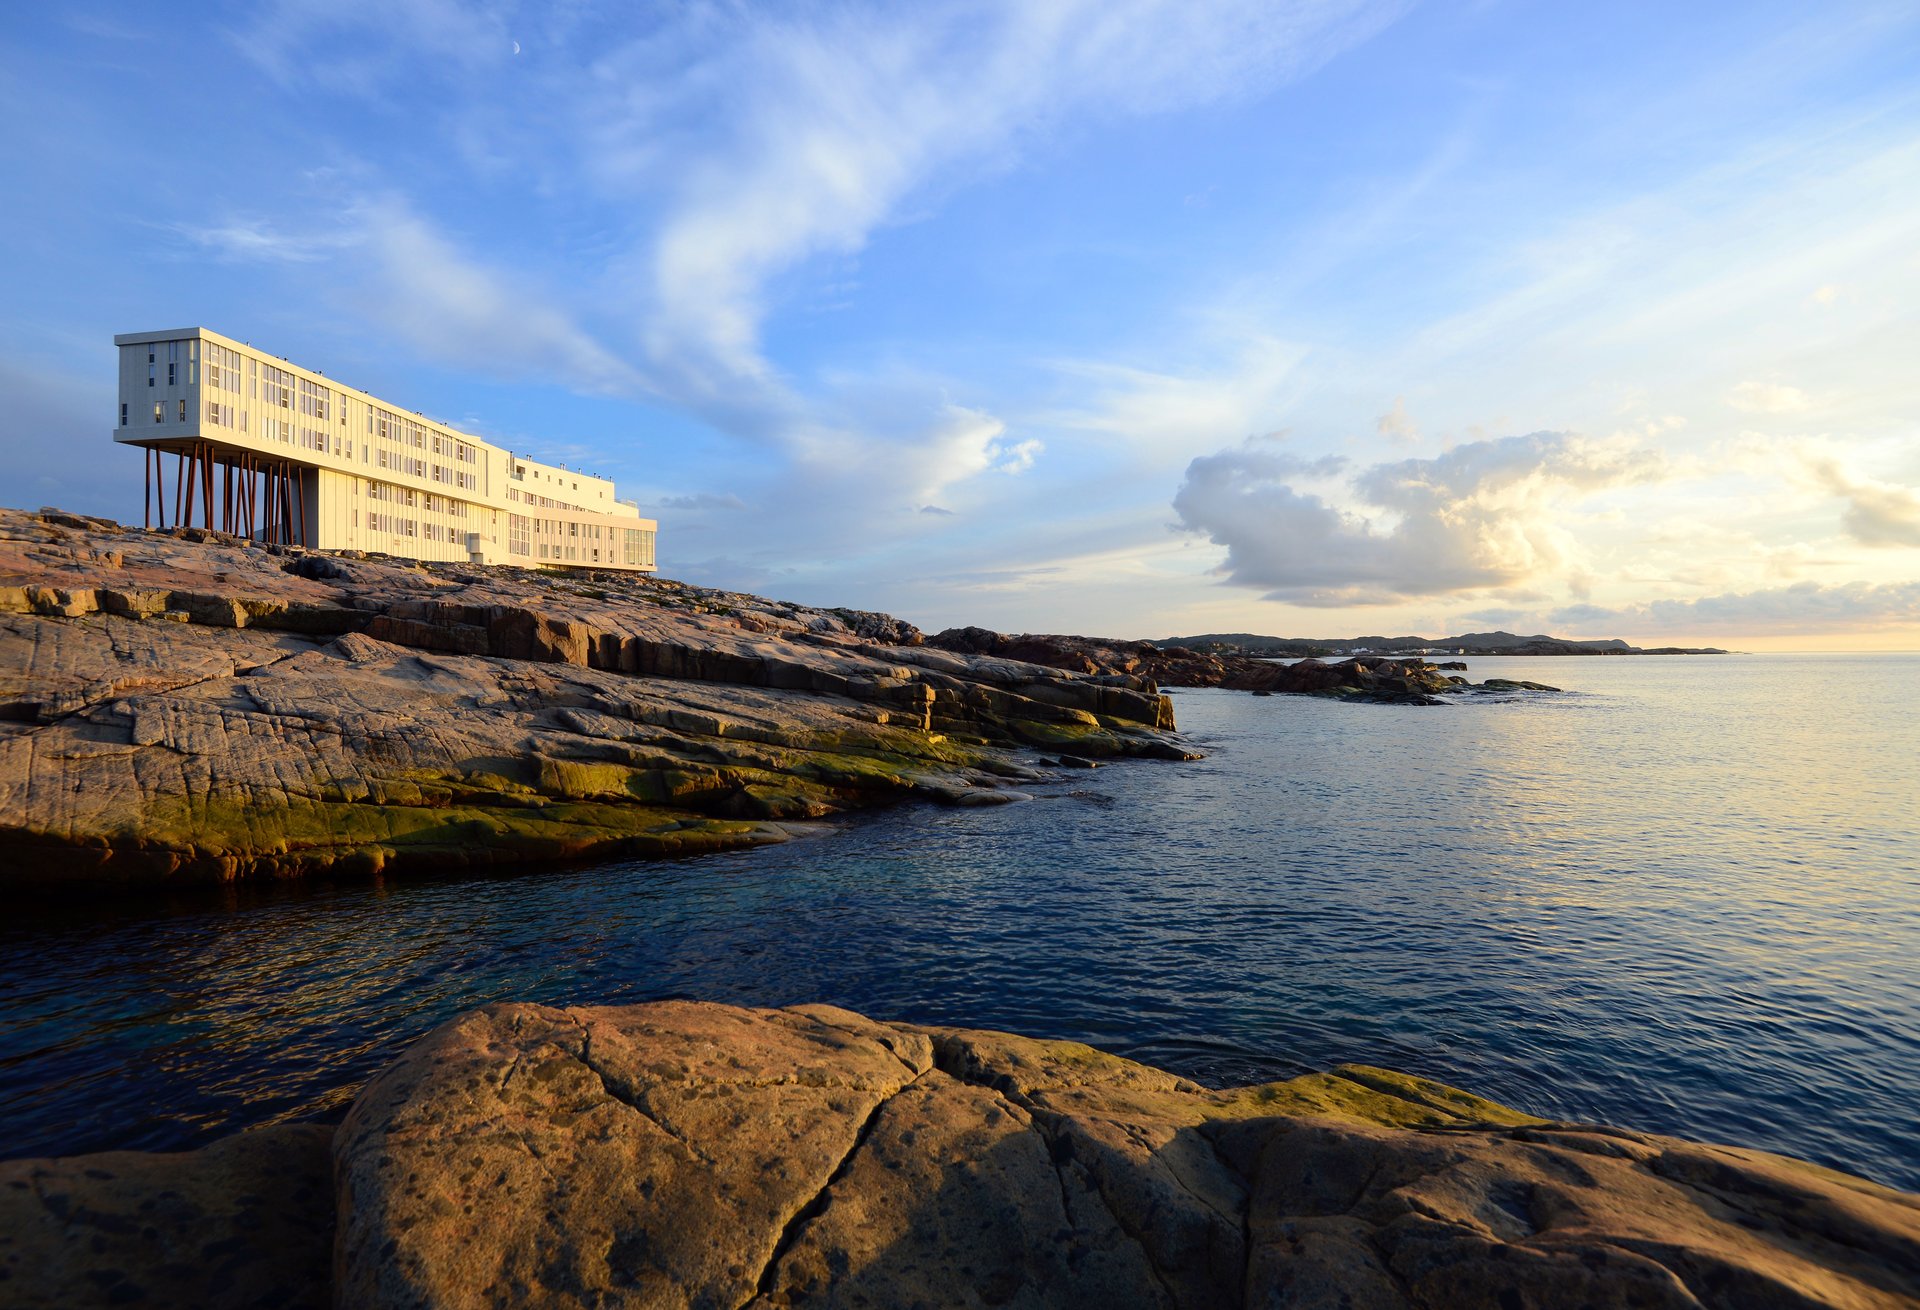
[3,1000,1915,1309]
[929,626,1559,704]
[0,509,1553,889]
[0,508,1199,889]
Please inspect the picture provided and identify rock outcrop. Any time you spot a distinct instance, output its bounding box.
[4,1001,1917,1308]
[928,628,1557,704]
[0,509,1193,888]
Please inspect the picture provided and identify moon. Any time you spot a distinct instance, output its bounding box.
[512,40,521,55]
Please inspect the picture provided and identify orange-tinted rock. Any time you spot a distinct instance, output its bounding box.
[4,1002,1917,1307]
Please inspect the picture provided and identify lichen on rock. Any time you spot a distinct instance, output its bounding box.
[0,508,1202,888]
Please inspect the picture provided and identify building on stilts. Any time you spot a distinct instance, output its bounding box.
[113,328,658,572]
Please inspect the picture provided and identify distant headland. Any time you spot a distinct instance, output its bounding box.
[1159,629,1730,657]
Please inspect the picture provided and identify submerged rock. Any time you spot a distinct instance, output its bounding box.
[0,509,1200,888]
[5,1001,1917,1308]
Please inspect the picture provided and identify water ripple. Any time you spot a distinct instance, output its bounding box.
[1,653,1917,1188]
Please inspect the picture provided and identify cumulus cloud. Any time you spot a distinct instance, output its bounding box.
[1552,580,1920,635]
[1171,431,1666,605]
[1728,380,1812,414]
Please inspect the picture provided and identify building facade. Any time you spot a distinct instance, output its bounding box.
[112,328,657,572]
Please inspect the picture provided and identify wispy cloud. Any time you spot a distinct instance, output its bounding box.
[1554,580,1920,635]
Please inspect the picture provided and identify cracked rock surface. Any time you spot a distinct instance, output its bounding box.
[14,1001,1910,1309]
[0,509,1198,888]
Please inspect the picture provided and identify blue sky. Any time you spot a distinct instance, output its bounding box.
[4,1,1917,647]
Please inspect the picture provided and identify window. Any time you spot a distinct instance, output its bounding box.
[119,403,128,427]
[178,399,187,421]
[153,402,162,423]
[148,362,155,387]
[168,362,176,386]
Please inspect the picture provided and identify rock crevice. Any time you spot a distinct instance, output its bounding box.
[7,1001,1918,1308]
[3,1001,1918,1308]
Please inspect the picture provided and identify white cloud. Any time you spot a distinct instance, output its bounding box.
[1728,380,1813,414]
[610,1,1406,426]
[174,198,643,397]
[172,219,347,263]
[1804,456,1920,548]
[228,0,512,95]
[1376,395,1418,442]
[351,201,643,396]
[1048,334,1310,453]
[1171,431,1667,605]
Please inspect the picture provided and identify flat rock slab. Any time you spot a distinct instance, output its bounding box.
[0,509,1198,888]
[328,1003,1920,1309]
[6,1003,1918,1308]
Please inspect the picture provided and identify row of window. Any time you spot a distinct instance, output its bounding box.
[206,343,245,394]
[506,486,589,511]
[366,511,417,538]
[124,400,189,425]
[502,516,653,567]
[143,340,197,390]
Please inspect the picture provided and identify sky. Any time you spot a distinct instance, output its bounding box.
[3,2,1917,650]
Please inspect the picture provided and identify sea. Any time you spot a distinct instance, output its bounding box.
[3,652,1917,1190]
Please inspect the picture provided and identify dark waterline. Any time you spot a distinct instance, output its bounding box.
[2,653,1917,1190]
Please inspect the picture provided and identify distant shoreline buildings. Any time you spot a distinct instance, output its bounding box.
[112,328,657,572]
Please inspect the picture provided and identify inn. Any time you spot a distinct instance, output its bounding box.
[112,328,658,572]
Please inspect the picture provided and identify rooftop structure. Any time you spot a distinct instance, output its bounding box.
[112,328,657,572]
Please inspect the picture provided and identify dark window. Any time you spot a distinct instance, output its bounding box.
[119,403,128,426]
[168,363,176,386]
[178,399,186,422]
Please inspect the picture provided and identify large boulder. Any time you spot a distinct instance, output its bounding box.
[4,1001,1918,1307]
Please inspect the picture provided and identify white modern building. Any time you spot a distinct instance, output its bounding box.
[113,327,657,572]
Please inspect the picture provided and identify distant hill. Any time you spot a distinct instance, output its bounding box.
[1160,630,1726,657]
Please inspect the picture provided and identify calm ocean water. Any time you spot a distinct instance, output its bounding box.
[2,652,1917,1189]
